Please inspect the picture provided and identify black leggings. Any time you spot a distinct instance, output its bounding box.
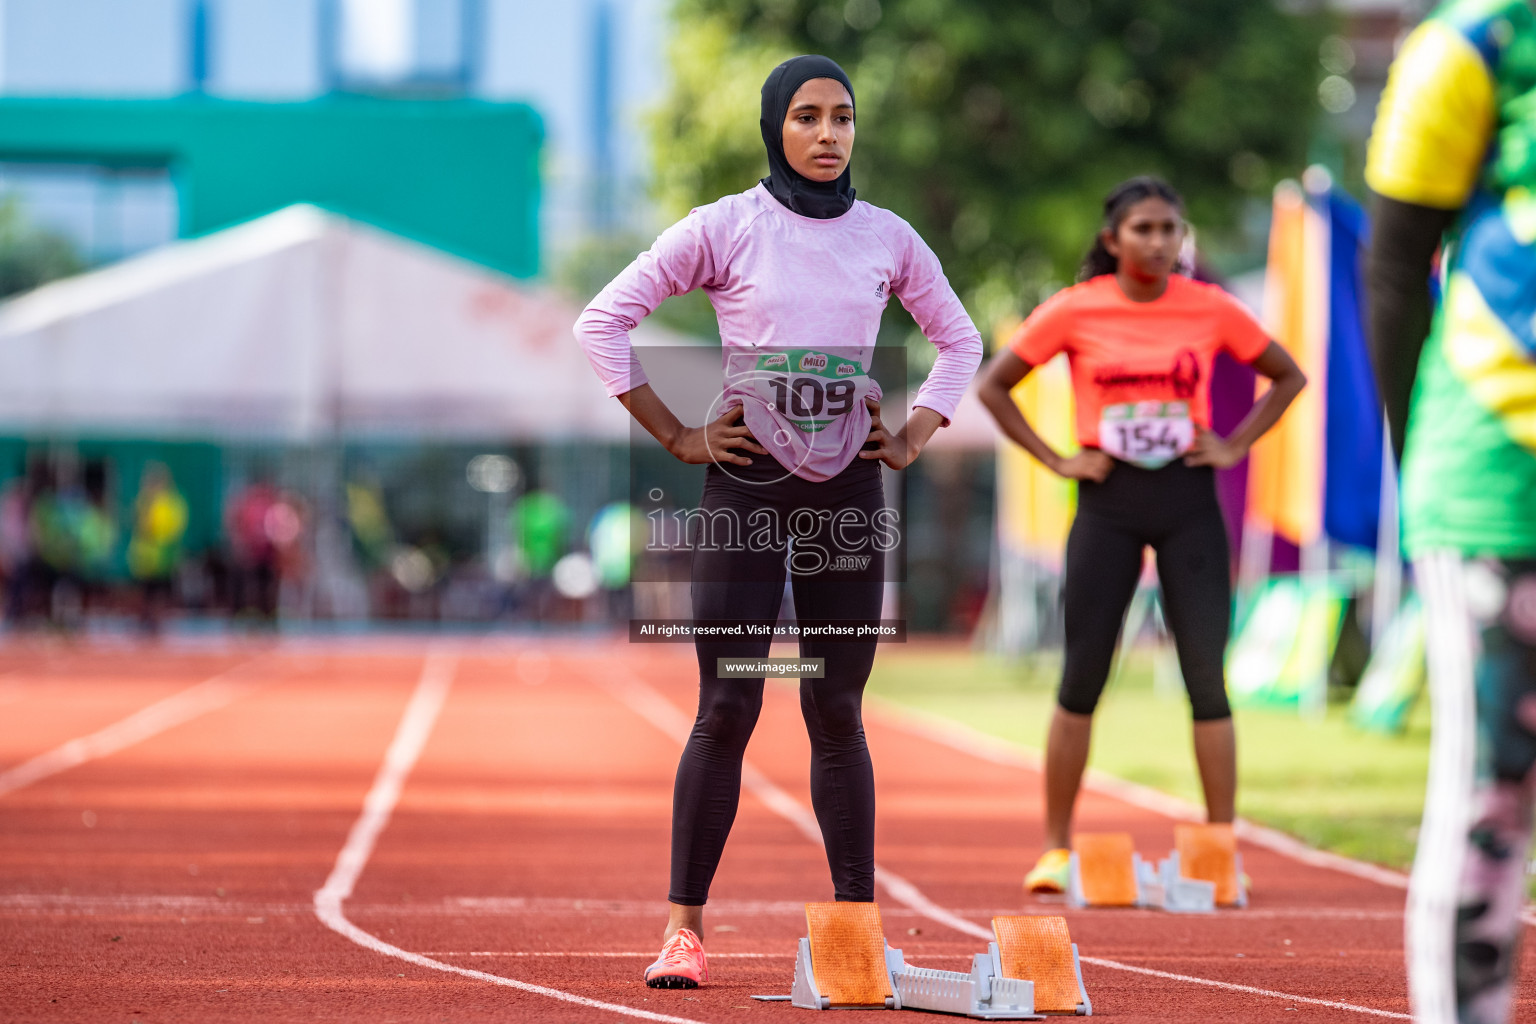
[670,456,886,906]
[1059,459,1233,722]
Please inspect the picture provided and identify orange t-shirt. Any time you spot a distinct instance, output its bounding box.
[1008,274,1270,449]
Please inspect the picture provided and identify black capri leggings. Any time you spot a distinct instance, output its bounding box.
[1059,458,1233,722]
[671,455,886,906]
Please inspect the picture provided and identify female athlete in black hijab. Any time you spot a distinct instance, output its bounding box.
[575,50,982,992]
[758,54,857,219]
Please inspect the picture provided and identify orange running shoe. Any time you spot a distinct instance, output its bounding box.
[644,927,708,988]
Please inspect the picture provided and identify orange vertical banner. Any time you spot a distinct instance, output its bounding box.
[1246,180,1329,547]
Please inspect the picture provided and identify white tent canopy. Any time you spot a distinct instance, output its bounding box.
[0,204,668,441]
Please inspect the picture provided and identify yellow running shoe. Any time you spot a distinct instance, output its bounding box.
[1025,848,1072,894]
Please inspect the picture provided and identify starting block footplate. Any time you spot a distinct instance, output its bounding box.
[992,916,1092,1015]
[1067,833,1144,909]
[769,901,1047,1017]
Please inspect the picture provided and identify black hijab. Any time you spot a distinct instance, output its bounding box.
[759,55,856,219]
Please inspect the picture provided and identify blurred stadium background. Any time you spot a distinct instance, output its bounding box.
[0,0,1423,682]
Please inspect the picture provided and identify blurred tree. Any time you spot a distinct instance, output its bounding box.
[650,0,1328,339]
[0,195,84,300]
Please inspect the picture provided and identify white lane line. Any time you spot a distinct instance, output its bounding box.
[1076,957,1409,1018]
[419,951,801,959]
[613,675,994,941]
[312,653,715,1024]
[315,653,456,912]
[0,891,1405,923]
[0,658,266,798]
[611,673,1410,1020]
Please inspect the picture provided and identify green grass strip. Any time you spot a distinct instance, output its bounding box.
[866,645,1430,872]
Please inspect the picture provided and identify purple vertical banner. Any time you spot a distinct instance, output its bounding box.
[1210,351,1254,564]
[1196,262,1263,571]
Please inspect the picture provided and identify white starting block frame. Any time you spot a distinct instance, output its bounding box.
[1067,849,1247,913]
[1135,851,1248,913]
[779,936,1058,1019]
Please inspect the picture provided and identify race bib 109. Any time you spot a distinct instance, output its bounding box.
[750,349,870,433]
[1098,400,1194,469]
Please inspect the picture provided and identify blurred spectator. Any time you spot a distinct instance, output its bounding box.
[346,474,395,572]
[346,473,408,617]
[15,457,116,630]
[127,462,187,634]
[508,489,570,621]
[588,500,641,618]
[77,460,118,610]
[0,461,44,623]
[227,476,298,626]
[268,490,308,612]
[28,462,87,627]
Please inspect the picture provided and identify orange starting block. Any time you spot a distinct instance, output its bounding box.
[1067,832,1145,908]
[760,901,1049,1018]
[1174,823,1247,908]
[1062,828,1247,913]
[992,916,1092,1015]
[802,901,893,1008]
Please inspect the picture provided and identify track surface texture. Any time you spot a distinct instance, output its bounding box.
[1,639,1531,1023]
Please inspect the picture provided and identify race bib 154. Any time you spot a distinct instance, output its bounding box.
[1099,400,1193,469]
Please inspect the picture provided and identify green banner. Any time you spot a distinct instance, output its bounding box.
[1227,576,1347,714]
[1349,595,1426,735]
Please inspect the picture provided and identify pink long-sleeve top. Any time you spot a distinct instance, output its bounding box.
[574,183,983,482]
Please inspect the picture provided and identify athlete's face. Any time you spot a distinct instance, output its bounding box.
[781,78,855,182]
[1104,198,1184,282]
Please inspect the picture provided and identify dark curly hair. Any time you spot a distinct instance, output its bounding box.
[1079,176,1184,282]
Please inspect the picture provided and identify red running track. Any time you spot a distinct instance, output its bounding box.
[0,639,1530,1022]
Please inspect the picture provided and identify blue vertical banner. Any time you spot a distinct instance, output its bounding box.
[461,0,486,91]
[589,0,616,233]
[1322,190,1385,550]
[189,0,211,92]
[318,0,341,93]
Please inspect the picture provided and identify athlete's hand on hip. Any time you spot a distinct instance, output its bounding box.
[1053,449,1113,482]
[671,404,768,466]
[1182,427,1247,470]
[859,398,917,470]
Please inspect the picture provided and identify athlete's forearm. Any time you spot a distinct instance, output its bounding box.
[898,407,945,461]
[1223,342,1306,455]
[1225,377,1301,453]
[977,370,1066,472]
[617,384,689,457]
[1368,193,1456,460]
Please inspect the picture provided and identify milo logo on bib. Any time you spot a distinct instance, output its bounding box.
[753,348,869,433]
[1099,400,1194,469]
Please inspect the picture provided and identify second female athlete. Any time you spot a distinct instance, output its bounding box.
[575,55,982,989]
[977,176,1306,895]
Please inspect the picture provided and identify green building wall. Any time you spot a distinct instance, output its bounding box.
[0,96,542,278]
